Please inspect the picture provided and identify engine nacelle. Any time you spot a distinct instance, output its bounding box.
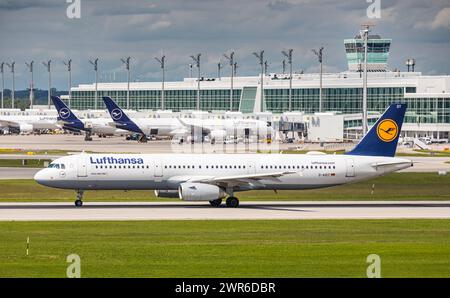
[178,182,226,201]
[154,189,179,198]
[19,123,33,134]
[210,129,227,140]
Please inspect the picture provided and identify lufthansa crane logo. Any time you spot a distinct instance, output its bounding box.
[59,108,70,119]
[111,108,122,120]
[376,119,398,142]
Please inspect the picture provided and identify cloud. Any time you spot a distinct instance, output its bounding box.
[430,7,450,29]
[0,0,449,90]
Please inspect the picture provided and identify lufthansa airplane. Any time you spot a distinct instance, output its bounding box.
[102,96,272,142]
[34,103,412,207]
[51,96,127,138]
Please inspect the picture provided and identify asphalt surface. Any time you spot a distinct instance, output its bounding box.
[0,201,449,221]
[0,167,40,179]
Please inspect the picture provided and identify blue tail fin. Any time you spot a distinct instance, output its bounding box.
[102,96,143,134]
[346,103,407,157]
[51,96,84,131]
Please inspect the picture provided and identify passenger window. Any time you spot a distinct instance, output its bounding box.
[61,164,65,169]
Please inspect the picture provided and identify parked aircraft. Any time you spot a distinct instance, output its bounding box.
[35,103,412,207]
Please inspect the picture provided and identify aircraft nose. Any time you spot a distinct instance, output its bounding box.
[34,169,50,185]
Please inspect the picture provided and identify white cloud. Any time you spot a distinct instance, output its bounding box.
[430,7,450,29]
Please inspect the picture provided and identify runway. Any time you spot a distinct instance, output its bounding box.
[0,201,449,221]
[0,167,40,179]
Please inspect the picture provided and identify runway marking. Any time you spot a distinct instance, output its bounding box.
[0,201,449,221]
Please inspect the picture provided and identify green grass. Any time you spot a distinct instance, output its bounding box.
[0,219,449,277]
[0,172,449,202]
[0,159,51,168]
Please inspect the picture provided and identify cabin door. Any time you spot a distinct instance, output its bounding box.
[345,158,355,177]
[153,160,163,177]
[77,156,88,177]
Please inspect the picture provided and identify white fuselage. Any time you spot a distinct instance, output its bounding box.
[76,118,127,136]
[34,153,412,193]
[128,118,271,139]
[0,115,58,130]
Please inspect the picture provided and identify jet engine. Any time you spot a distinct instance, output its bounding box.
[19,123,33,134]
[154,189,179,198]
[210,129,227,143]
[178,182,226,201]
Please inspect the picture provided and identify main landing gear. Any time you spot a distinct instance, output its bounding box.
[75,190,84,207]
[208,197,240,208]
[226,197,239,208]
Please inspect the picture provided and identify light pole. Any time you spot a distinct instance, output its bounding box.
[264,60,269,75]
[223,51,235,111]
[312,47,324,112]
[282,59,286,74]
[190,54,201,110]
[154,55,165,110]
[360,26,370,135]
[189,63,193,78]
[6,62,15,109]
[217,61,223,80]
[253,50,265,112]
[63,59,72,108]
[282,49,293,112]
[89,58,99,110]
[42,60,51,109]
[1,62,4,109]
[25,61,34,109]
[121,57,131,109]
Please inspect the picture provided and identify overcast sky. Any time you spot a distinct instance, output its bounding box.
[1,0,449,90]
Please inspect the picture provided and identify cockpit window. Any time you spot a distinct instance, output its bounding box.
[48,163,63,169]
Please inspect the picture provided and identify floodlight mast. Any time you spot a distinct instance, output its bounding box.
[63,59,72,108]
[0,62,4,109]
[312,47,324,112]
[154,55,166,110]
[282,49,293,112]
[89,58,99,110]
[121,57,131,109]
[217,61,223,80]
[25,61,34,109]
[223,51,235,111]
[360,25,371,136]
[253,50,265,112]
[6,62,15,109]
[42,60,52,109]
[190,54,201,110]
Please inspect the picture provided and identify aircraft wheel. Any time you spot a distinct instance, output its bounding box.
[209,199,222,207]
[226,197,239,208]
[75,199,83,207]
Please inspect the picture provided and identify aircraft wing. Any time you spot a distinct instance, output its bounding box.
[189,171,296,188]
[0,119,20,127]
[177,118,211,134]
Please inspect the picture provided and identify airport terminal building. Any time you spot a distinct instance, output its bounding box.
[67,34,450,141]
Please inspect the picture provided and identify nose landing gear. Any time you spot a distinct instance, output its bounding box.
[75,190,84,207]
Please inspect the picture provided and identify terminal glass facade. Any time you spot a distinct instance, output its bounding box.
[70,89,241,111]
[69,87,450,125]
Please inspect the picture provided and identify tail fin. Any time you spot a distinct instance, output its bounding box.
[346,103,407,157]
[51,96,84,131]
[102,96,143,134]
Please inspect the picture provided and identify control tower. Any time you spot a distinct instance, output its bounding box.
[344,33,392,72]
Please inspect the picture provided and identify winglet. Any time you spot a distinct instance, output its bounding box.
[346,103,407,157]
